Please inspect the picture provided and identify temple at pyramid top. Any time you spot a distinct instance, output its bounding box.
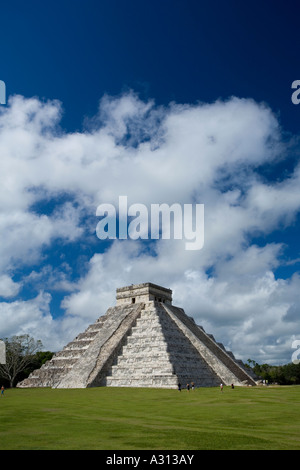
[116,283,172,306]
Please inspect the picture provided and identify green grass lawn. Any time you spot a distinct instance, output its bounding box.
[0,385,299,450]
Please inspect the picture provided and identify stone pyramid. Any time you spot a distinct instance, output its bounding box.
[17,283,257,389]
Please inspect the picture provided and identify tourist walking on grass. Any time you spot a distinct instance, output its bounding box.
[220,383,223,392]
[1,386,4,397]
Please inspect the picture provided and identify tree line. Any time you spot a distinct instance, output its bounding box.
[245,359,300,385]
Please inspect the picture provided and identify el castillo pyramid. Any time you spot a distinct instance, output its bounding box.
[17,283,257,389]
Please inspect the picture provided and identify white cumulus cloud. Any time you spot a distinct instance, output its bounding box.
[0,91,299,364]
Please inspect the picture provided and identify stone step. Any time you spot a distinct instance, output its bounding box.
[40,364,74,371]
[47,358,78,367]
[115,353,172,363]
[120,343,169,354]
[106,376,179,388]
[110,366,175,375]
[63,340,91,349]
[130,324,164,333]
[125,335,168,345]
[53,350,82,359]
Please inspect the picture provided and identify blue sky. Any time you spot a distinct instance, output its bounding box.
[0,0,300,364]
[2,1,299,132]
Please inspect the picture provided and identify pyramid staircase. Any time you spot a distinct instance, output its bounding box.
[106,302,221,388]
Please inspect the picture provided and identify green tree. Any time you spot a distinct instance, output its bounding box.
[0,335,43,388]
[246,359,300,385]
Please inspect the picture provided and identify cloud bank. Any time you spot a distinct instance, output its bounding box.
[0,91,299,363]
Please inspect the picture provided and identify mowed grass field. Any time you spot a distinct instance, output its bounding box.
[0,385,299,450]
